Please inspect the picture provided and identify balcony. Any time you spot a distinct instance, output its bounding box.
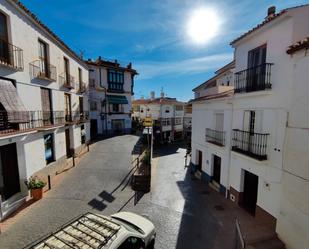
[59,73,75,89]
[0,39,23,71]
[29,60,57,81]
[65,111,89,123]
[77,82,86,94]
[232,129,269,160]
[206,128,225,146]
[234,63,273,93]
[0,111,65,137]
[108,82,124,93]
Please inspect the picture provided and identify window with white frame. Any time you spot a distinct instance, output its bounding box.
[175,105,183,111]
[161,118,171,126]
[175,117,182,125]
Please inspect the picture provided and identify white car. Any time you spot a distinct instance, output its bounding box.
[28,212,156,249]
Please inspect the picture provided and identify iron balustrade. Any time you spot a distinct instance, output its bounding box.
[0,110,66,136]
[29,60,57,81]
[59,73,75,89]
[206,128,225,146]
[232,129,269,160]
[108,82,124,92]
[0,39,23,71]
[234,63,273,93]
[65,111,89,123]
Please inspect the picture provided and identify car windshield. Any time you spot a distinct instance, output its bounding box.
[112,217,145,235]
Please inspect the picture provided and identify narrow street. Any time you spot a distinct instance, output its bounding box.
[0,135,249,249]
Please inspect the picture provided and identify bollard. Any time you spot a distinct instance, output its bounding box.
[72,155,75,167]
[48,175,51,190]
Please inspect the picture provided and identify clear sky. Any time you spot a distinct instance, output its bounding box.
[22,0,308,101]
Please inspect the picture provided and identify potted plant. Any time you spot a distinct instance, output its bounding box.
[25,176,46,200]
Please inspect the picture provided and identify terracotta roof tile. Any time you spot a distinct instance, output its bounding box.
[286,37,309,54]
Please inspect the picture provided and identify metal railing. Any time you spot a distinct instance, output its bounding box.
[77,82,86,93]
[29,60,57,81]
[234,63,273,93]
[232,129,269,160]
[0,38,23,70]
[65,111,89,123]
[0,110,66,136]
[108,82,124,92]
[59,73,75,89]
[206,128,225,146]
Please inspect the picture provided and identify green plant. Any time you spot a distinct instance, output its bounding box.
[25,176,46,190]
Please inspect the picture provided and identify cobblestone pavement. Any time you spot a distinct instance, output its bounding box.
[0,135,252,249]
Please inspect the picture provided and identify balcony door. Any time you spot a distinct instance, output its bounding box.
[64,93,71,122]
[41,88,52,126]
[247,45,267,90]
[38,40,49,78]
[0,12,9,63]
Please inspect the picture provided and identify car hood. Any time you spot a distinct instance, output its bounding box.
[111,212,155,236]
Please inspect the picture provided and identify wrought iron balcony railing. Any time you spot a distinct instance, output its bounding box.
[232,129,269,160]
[234,63,273,93]
[77,82,87,93]
[108,82,124,92]
[65,111,89,123]
[59,73,75,89]
[0,110,65,137]
[29,60,57,81]
[206,128,225,146]
[0,39,23,70]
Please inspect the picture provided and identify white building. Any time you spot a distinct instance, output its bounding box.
[87,57,137,137]
[0,0,90,219]
[191,5,309,249]
[132,91,185,143]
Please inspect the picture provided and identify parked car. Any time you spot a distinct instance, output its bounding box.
[27,212,156,249]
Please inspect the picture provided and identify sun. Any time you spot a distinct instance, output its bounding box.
[187,8,221,44]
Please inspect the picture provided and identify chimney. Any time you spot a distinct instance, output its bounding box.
[266,6,276,20]
[150,91,155,100]
[127,62,132,69]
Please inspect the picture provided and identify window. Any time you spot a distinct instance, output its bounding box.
[165,107,170,113]
[90,101,97,111]
[133,105,140,112]
[38,40,49,77]
[78,67,82,89]
[162,118,171,126]
[108,70,124,84]
[175,105,183,111]
[113,104,119,112]
[0,12,9,63]
[118,237,145,249]
[44,133,54,164]
[64,57,70,84]
[175,117,182,125]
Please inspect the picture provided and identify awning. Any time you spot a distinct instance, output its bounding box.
[106,95,128,104]
[0,79,29,123]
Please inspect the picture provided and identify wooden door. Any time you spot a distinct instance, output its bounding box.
[243,170,259,215]
[0,143,20,200]
[197,150,202,172]
[64,93,71,122]
[212,155,221,184]
[41,88,52,125]
[65,129,71,157]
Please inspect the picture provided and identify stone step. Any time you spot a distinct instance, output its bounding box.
[247,237,285,249]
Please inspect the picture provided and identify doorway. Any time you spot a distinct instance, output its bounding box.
[64,93,72,122]
[65,129,72,158]
[212,155,221,184]
[242,170,259,215]
[197,150,202,172]
[0,12,9,64]
[0,143,20,200]
[112,119,124,134]
[90,119,98,140]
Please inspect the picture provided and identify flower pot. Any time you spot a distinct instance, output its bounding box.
[31,188,43,200]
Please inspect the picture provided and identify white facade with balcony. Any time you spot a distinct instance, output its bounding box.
[87,58,137,138]
[0,0,90,220]
[191,5,309,249]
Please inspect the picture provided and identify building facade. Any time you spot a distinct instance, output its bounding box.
[87,58,137,138]
[132,92,185,144]
[191,5,309,249]
[0,0,90,220]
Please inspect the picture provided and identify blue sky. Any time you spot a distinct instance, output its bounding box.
[22,0,308,101]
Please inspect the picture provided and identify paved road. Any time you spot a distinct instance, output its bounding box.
[0,135,243,249]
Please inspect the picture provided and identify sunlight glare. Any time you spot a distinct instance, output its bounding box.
[187,8,221,44]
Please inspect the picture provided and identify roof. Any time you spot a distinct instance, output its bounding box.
[286,37,309,54]
[230,5,309,46]
[10,0,87,67]
[192,74,218,92]
[190,89,234,103]
[26,213,122,249]
[133,97,185,105]
[215,60,235,75]
[87,58,138,75]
